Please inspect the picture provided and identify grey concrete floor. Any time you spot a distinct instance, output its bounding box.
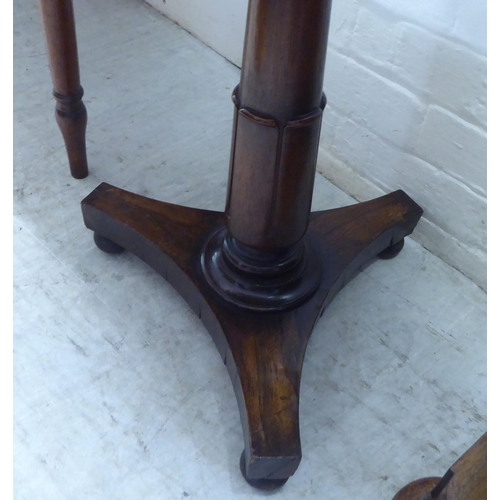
[13,0,486,499]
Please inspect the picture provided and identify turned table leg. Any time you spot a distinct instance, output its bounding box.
[39,0,88,179]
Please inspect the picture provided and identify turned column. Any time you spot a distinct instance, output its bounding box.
[39,0,88,179]
[202,0,333,311]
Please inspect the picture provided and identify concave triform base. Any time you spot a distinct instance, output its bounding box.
[81,182,422,487]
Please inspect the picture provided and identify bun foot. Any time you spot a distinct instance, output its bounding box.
[391,477,441,500]
[239,451,289,490]
[378,238,405,260]
[93,233,125,254]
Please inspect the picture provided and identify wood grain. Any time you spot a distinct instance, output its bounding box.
[79,0,425,488]
[82,183,422,485]
[392,433,486,500]
[39,0,88,178]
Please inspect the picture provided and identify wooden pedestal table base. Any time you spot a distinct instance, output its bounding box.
[81,0,424,488]
[82,183,422,488]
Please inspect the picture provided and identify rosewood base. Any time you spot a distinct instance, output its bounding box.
[81,183,423,487]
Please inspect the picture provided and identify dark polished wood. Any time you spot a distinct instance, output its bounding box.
[82,184,422,486]
[228,0,333,252]
[81,0,424,488]
[39,0,88,179]
[218,0,334,311]
[392,433,486,500]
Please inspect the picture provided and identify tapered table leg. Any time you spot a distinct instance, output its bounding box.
[39,0,88,179]
[81,0,424,489]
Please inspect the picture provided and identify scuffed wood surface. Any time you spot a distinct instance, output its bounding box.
[14,0,486,498]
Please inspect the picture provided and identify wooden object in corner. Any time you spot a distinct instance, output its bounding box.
[392,433,486,500]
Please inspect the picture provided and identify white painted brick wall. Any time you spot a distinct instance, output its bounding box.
[320,1,486,289]
[145,0,487,289]
[412,106,486,195]
[145,0,248,66]
[323,50,427,150]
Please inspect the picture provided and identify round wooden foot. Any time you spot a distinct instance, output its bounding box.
[93,233,125,254]
[239,451,289,491]
[392,477,441,500]
[378,239,405,260]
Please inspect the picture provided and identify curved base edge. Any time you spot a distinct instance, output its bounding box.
[81,183,424,486]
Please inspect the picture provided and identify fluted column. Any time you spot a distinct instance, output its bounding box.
[202,0,333,311]
[226,0,332,253]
